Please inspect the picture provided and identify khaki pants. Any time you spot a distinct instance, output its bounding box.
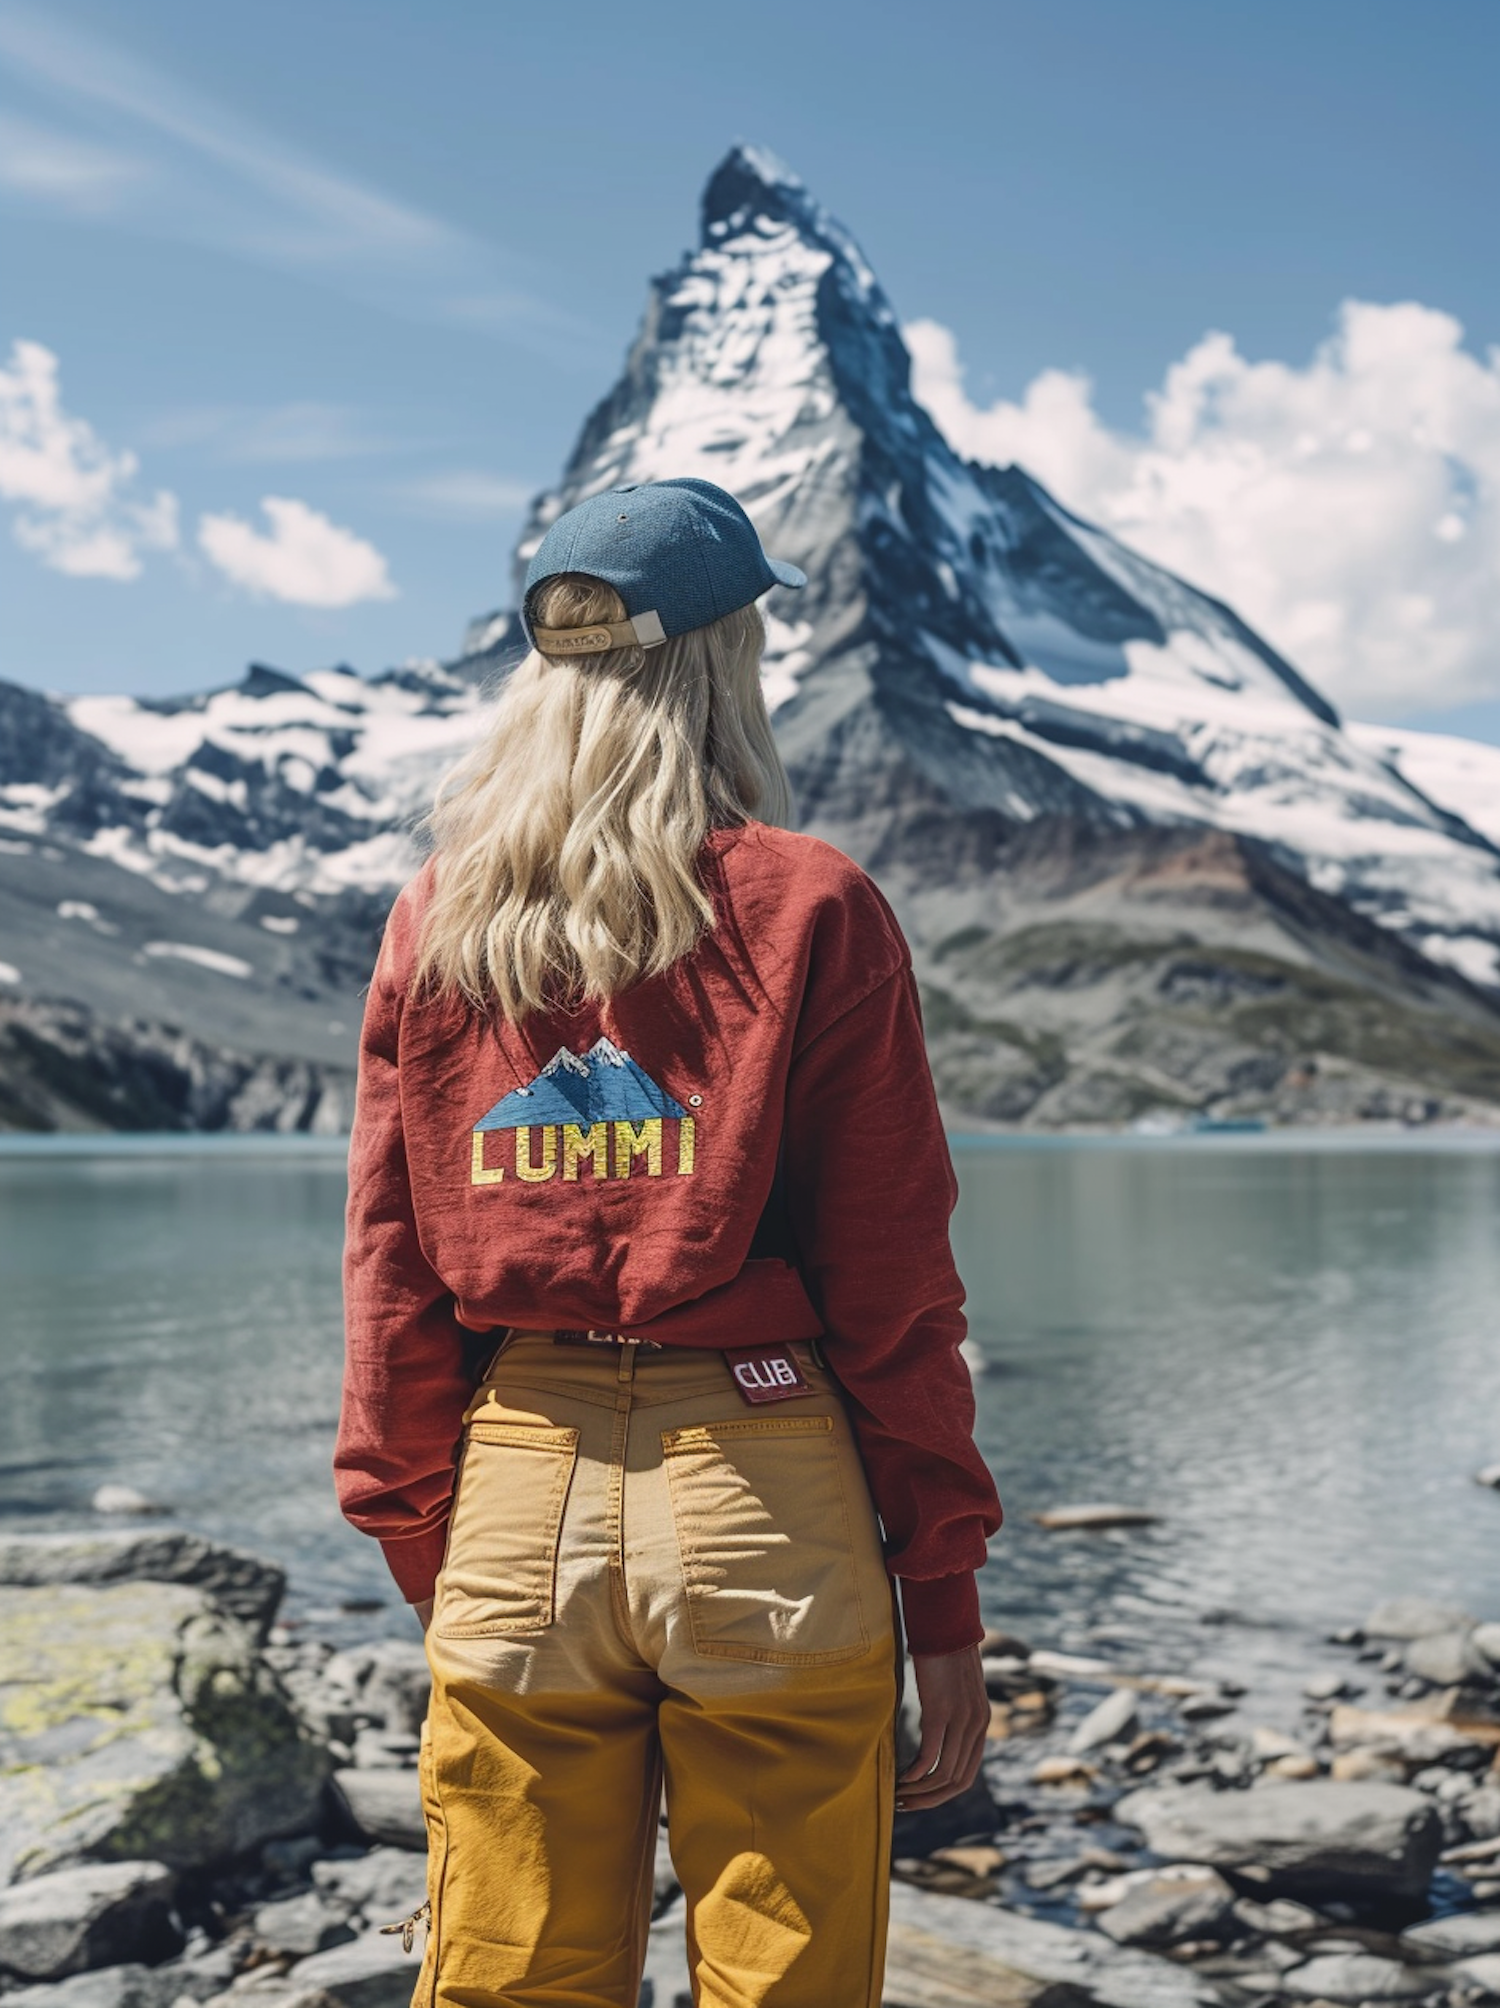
[416,1333,898,2008]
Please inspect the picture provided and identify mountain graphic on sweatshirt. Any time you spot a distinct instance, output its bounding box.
[475,1038,688,1131]
[470,1038,695,1186]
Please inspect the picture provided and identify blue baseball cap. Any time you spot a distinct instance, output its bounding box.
[522,478,806,656]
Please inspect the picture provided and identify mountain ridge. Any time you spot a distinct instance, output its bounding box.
[5,142,1500,1131]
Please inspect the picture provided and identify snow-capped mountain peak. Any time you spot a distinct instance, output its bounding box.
[506,145,1500,989]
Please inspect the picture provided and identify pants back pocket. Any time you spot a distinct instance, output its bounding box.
[437,1422,579,1638]
[662,1414,870,1666]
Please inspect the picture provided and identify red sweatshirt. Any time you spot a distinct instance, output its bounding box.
[336,821,1002,1654]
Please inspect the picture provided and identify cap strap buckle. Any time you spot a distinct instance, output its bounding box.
[533,609,666,655]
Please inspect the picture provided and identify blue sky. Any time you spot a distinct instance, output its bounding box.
[2,0,1497,735]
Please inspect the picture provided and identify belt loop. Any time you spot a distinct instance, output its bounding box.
[617,1344,635,1386]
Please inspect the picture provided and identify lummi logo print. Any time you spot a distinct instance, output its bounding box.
[470,1037,698,1185]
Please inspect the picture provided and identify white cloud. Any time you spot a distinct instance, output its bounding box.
[0,337,178,579]
[388,470,533,519]
[197,495,396,608]
[0,9,574,346]
[907,304,1500,720]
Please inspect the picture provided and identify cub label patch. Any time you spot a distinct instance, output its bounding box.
[471,1037,696,1185]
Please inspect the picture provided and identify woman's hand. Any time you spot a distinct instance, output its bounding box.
[897,1646,989,1810]
[412,1597,434,1634]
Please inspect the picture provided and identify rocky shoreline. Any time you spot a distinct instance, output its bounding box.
[3,1531,1500,2008]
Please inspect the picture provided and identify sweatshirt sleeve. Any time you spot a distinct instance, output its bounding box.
[783,946,1003,1656]
[334,887,473,1604]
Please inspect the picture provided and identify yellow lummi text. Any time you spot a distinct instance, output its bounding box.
[471,1118,695,1185]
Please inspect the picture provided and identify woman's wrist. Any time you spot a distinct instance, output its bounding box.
[899,1572,982,1656]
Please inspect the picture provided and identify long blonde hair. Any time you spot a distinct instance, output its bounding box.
[414,572,792,1021]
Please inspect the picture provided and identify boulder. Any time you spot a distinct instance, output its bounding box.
[1,1967,180,2008]
[282,1929,416,2008]
[1280,1951,1450,2000]
[0,1582,329,1883]
[1366,1599,1472,1642]
[154,1941,238,2002]
[332,1771,426,1852]
[1402,1913,1500,1961]
[252,1892,355,1958]
[0,1533,285,1641]
[1456,1954,1500,1998]
[310,1851,429,1927]
[0,1864,179,1980]
[1113,1781,1442,1899]
[1328,1703,1483,1767]
[891,1772,999,1857]
[357,1642,430,1739]
[887,1880,1219,2008]
[1095,1869,1235,1948]
[1404,1630,1486,1687]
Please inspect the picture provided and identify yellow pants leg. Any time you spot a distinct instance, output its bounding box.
[419,1663,664,2008]
[658,1646,897,2008]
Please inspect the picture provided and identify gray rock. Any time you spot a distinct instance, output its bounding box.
[1402,1913,1500,1961]
[356,1643,429,1740]
[1456,1953,1500,1998]
[639,1893,692,2008]
[1366,1598,1473,1642]
[154,1942,239,2003]
[282,1930,416,2008]
[890,1771,998,1857]
[331,1772,426,1852]
[1280,1951,1450,2000]
[1230,1896,1325,1936]
[1113,1780,1442,1898]
[887,1880,1218,2008]
[1,1967,181,2008]
[1405,1629,1485,1687]
[0,1863,179,1981]
[1464,1787,1500,1840]
[0,1533,285,1640]
[1474,1624,1500,1669]
[1069,1688,1139,1755]
[0,1582,330,1883]
[252,1893,355,1959]
[1096,1870,1234,1948]
[90,1487,161,1518]
[310,1852,428,1929]
[348,1730,419,1772]
[1303,1671,1356,1701]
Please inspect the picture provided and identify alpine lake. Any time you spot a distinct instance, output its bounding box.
[1,1130,1498,1717]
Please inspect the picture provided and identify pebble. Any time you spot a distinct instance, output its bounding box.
[1474,1463,1500,1489]
[1264,1752,1321,1779]
[1030,1755,1096,1787]
[1179,1691,1238,1720]
[1303,1670,1357,1701]
[88,1485,160,1517]
[1279,1950,1450,2000]
[1030,1504,1159,1531]
[1096,1868,1235,1948]
[1066,1687,1138,1755]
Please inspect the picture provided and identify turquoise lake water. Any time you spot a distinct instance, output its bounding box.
[2,1134,1497,1699]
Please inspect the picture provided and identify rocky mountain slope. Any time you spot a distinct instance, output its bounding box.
[5,145,1500,1130]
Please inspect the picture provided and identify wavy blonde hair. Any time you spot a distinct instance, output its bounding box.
[414,572,792,1021]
